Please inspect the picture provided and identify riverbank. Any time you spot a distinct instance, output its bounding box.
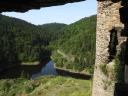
[0,59,50,79]
[56,67,92,80]
[0,60,92,80]
[0,76,92,96]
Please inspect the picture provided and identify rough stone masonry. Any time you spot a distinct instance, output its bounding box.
[92,0,128,96]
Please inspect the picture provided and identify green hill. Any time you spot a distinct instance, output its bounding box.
[50,15,96,74]
[38,23,67,42]
[0,14,95,96]
[0,14,67,69]
[0,14,96,74]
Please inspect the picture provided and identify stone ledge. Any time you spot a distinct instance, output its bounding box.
[0,0,85,12]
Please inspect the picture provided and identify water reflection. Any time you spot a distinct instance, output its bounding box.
[31,61,57,79]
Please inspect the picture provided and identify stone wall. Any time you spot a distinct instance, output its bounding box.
[92,1,125,96]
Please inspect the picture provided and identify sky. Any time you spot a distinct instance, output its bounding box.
[2,0,97,25]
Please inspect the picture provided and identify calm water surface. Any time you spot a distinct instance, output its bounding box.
[31,61,57,79]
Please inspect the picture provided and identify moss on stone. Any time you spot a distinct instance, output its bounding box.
[100,64,108,76]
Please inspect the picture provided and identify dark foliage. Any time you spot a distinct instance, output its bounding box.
[0,14,67,69]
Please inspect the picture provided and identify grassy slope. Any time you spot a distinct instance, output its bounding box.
[0,76,91,96]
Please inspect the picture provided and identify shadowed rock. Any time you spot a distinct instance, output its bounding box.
[0,0,85,12]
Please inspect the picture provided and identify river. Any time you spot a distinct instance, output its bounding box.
[31,61,57,79]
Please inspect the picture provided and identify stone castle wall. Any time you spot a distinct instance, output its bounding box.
[92,1,125,96]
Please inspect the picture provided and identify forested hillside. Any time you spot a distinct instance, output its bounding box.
[50,15,96,74]
[0,13,96,96]
[0,14,67,69]
[38,23,67,41]
[0,14,96,74]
